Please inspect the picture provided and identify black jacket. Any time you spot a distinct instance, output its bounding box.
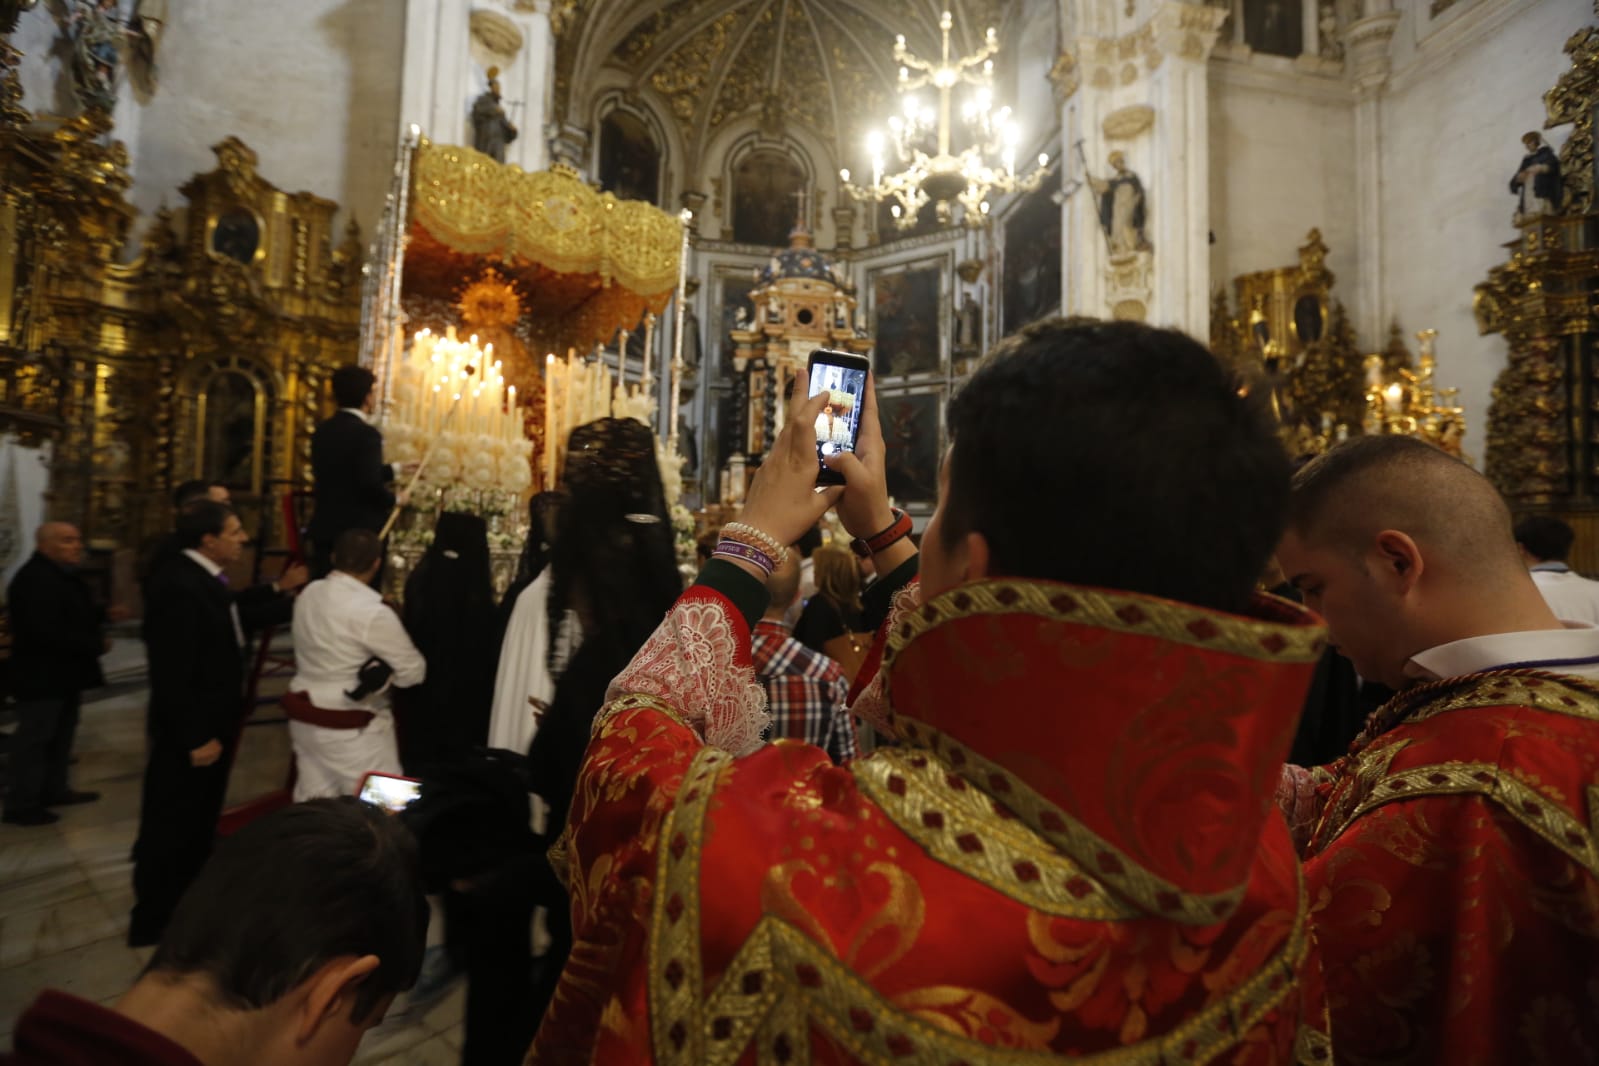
[306,410,395,545]
[6,552,105,699]
[141,554,278,751]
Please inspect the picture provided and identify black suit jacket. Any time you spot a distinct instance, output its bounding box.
[141,554,278,752]
[6,552,105,699]
[306,410,394,544]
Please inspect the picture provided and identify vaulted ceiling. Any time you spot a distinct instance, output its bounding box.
[554,1,1015,161]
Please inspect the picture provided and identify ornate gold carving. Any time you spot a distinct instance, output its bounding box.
[0,120,360,548]
[1048,49,1079,100]
[1548,24,1599,215]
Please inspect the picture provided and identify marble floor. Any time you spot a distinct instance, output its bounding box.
[0,635,465,1063]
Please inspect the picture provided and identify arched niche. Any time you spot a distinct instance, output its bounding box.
[595,97,667,206]
[729,143,813,247]
[186,355,278,497]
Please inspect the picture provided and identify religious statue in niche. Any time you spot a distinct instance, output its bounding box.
[1088,151,1150,258]
[1511,132,1563,224]
[1317,3,1343,61]
[954,291,982,355]
[62,0,129,112]
[471,66,518,163]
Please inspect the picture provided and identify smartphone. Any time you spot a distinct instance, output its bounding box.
[806,349,871,485]
[357,771,423,814]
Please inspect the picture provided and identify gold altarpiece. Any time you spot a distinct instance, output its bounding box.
[0,102,360,554]
[1477,16,1599,571]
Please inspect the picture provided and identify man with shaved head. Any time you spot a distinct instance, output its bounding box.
[1276,434,1599,1060]
[4,523,106,825]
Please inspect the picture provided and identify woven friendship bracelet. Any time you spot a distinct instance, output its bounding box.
[721,522,790,566]
[713,540,778,576]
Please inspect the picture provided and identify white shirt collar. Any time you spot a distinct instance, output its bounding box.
[339,407,371,425]
[1404,622,1599,681]
[182,548,223,578]
[328,570,381,600]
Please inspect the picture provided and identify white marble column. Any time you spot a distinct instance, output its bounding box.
[1058,2,1227,336]
[398,0,554,169]
[1346,0,1399,342]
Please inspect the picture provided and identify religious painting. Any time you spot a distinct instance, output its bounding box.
[598,110,661,206]
[732,149,806,247]
[871,264,943,378]
[878,390,942,505]
[1002,184,1062,335]
[1244,0,1304,57]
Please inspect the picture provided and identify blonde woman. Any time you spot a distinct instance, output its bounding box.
[793,544,871,680]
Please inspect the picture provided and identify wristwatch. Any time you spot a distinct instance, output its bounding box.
[851,508,913,558]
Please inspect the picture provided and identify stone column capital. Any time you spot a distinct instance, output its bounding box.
[1346,10,1400,95]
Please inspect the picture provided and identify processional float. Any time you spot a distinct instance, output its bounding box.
[357,128,691,593]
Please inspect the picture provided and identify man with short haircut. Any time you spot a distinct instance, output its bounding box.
[130,501,289,947]
[172,479,231,508]
[752,550,855,763]
[529,319,1328,1062]
[1276,434,1599,1061]
[287,529,426,800]
[1514,513,1599,623]
[306,365,409,578]
[3,797,428,1066]
[3,523,105,826]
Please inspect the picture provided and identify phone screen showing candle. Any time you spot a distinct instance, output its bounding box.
[807,350,869,486]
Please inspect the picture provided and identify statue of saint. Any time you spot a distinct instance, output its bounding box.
[1511,132,1562,224]
[471,67,518,163]
[65,0,126,112]
[1088,151,1150,258]
[955,292,982,352]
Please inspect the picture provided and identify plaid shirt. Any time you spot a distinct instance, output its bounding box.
[751,619,858,763]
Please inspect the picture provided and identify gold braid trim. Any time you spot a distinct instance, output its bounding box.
[1327,760,1599,877]
[1365,671,1599,739]
[648,727,1314,1064]
[591,693,695,740]
[684,876,1310,1066]
[881,581,1326,681]
[877,719,1249,925]
[854,749,1140,922]
[1294,1024,1334,1064]
[650,747,730,1066]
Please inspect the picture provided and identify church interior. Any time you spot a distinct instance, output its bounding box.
[0,0,1594,1059]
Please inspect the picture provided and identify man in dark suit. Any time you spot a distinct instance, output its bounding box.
[306,365,410,578]
[3,523,106,826]
[128,500,287,947]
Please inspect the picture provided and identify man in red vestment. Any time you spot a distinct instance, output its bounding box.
[1276,435,1599,1062]
[530,319,1331,1063]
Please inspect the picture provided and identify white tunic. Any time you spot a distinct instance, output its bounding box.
[288,571,427,800]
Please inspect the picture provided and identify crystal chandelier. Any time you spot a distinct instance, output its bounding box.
[840,11,1049,230]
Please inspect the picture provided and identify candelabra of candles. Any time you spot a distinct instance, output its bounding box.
[1363,329,1467,456]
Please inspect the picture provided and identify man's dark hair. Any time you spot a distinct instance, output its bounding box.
[942,317,1289,613]
[333,528,383,574]
[331,365,377,410]
[1514,514,1576,563]
[148,797,428,1022]
[172,479,210,509]
[173,500,235,550]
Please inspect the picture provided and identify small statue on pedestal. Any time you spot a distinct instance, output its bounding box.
[1510,132,1562,224]
[471,66,518,163]
[1088,151,1150,258]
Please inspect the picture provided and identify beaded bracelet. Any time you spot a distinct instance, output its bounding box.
[721,522,790,567]
[712,539,778,577]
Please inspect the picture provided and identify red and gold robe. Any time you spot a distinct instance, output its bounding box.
[528,573,1332,1064]
[1281,672,1599,1063]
